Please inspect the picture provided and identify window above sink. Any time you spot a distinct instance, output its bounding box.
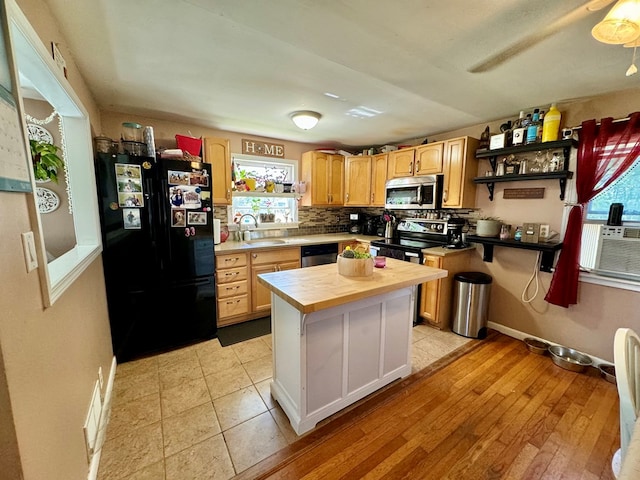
[229,155,299,230]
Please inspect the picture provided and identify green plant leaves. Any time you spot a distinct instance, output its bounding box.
[30,140,64,182]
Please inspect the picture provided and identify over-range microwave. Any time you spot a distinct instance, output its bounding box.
[385,175,443,210]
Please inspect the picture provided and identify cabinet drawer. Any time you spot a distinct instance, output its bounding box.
[216,253,248,268]
[250,247,300,265]
[216,280,248,299]
[218,294,249,318]
[216,266,248,284]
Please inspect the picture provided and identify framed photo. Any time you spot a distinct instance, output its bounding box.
[170,185,201,209]
[171,208,186,227]
[187,211,207,225]
[123,208,141,229]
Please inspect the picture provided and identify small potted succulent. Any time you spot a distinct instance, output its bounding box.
[31,139,64,183]
[337,245,374,277]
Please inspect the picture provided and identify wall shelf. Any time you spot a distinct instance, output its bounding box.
[474,139,576,201]
[466,235,562,272]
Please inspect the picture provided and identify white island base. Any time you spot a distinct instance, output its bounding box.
[270,286,416,435]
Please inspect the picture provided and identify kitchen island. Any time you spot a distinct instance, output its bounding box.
[257,258,447,434]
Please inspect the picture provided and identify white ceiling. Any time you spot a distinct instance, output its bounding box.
[41,0,640,148]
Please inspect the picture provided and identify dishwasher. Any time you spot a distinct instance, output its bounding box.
[301,243,339,267]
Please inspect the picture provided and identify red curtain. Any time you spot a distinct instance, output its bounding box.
[545,112,640,308]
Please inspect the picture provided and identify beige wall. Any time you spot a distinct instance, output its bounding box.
[1,1,113,479]
[100,111,322,162]
[431,88,640,362]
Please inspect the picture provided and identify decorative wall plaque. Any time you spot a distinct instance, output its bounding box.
[242,139,285,158]
[503,187,545,199]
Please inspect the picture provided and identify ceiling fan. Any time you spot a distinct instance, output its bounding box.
[468,0,617,73]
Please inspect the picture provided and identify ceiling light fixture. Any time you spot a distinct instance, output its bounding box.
[290,111,321,130]
[592,0,640,44]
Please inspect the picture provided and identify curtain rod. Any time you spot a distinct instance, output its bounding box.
[570,115,632,131]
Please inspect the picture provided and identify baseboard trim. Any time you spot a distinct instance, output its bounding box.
[487,321,610,367]
[87,356,117,480]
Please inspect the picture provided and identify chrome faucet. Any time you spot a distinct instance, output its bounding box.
[238,213,258,230]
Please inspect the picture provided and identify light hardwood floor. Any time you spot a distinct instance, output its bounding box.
[237,331,620,480]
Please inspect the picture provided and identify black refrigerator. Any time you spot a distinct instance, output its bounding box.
[95,153,217,362]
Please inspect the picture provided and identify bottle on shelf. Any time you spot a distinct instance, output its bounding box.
[536,111,545,143]
[526,109,541,144]
[512,111,526,145]
[542,103,562,142]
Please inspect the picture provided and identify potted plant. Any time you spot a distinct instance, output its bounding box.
[475,216,502,237]
[31,139,64,183]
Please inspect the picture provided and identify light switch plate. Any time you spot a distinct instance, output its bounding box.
[523,223,540,243]
[21,232,38,272]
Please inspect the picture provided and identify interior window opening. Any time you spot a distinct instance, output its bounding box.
[228,155,299,229]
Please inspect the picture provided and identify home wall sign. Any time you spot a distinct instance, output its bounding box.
[503,187,545,199]
[242,139,285,158]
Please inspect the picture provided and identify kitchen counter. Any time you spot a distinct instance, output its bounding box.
[257,257,447,314]
[214,233,379,253]
[215,232,475,257]
[258,258,447,434]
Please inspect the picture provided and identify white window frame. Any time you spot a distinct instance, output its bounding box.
[9,1,102,306]
[228,154,300,230]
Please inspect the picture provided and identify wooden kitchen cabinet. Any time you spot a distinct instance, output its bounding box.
[215,252,250,326]
[301,151,344,206]
[344,156,372,206]
[371,153,388,206]
[344,154,388,207]
[414,142,444,175]
[387,148,416,178]
[387,143,443,179]
[419,250,474,330]
[250,247,301,313]
[203,137,232,205]
[442,136,479,208]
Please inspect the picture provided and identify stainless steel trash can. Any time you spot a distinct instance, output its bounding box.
[451,272,492,339]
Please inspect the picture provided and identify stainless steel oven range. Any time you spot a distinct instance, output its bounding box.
[370,218,448,262]
[370,218,449,325]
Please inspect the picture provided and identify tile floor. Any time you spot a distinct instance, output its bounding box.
[97,324,472,480]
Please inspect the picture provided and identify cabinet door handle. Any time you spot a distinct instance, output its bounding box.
[416,159,420,172]
[409,162,413,175]
[226,299,240,305]
[252,253,258,259]
[226,189,231,200]
[224,257,239,263]
[371,193,374,203]
[346,192,349,202]
[443,189,448,202]
[224,271,239,276]
[225,286,240,290]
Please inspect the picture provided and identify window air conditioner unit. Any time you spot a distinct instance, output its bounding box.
[580,225,640,281]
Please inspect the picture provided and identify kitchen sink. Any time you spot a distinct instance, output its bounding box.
[243,239,287,247]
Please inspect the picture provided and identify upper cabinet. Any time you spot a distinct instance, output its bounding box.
[344,156,372,206]
[414,142,444,175]
[370,153,388,207]
[387,143,444,179]
[344,153,388,207]
[300,151,344,206]
[203,137,231,205]
[442,136,479,209]
[387,148,415,178]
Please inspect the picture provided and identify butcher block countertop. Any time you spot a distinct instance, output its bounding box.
[257,257,447,314]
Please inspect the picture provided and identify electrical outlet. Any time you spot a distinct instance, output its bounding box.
[539,224,550,239]
[98,367,104,390]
